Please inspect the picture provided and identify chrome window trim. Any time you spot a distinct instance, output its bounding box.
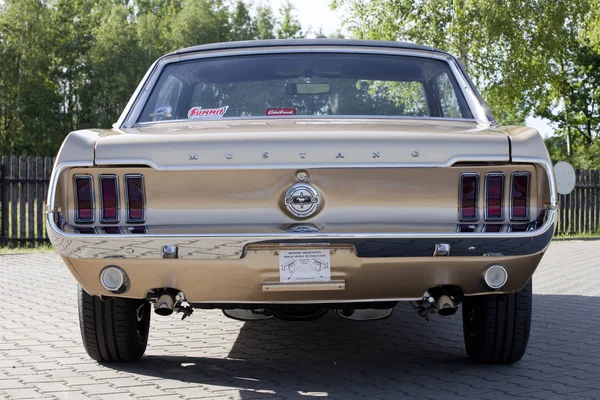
[124,174,146,224]
[73,175,94,223]
[510,171,531,221]
[117,46,493,129]
[132,114,480,127]
[484,172,505,221]
[459,172,480,222]
[99,174,120,224]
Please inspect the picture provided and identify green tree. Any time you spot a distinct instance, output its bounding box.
[0,0,60,154]
[276,0,303,39]
[230,1,255,41]
[169,0,231,48]
[254,4,276,40]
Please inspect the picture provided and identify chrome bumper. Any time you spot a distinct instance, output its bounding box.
[47,210,556,260]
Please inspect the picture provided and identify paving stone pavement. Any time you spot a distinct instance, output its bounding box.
[1,241,599,400]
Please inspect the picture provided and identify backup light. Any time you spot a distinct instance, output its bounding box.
[483,264,508,289]
[100,266,128,293]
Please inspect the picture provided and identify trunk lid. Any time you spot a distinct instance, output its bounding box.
[95,119,509,169]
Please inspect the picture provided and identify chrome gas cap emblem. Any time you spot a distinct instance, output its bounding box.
[284,183,320,218]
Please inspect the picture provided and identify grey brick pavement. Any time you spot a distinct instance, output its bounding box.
[1,241,599,399]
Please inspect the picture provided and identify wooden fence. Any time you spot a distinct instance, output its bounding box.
[0,156,54,246]
[0,155,599,246]
[557,170,600,235]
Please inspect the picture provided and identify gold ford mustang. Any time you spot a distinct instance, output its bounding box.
[47,39,574,364]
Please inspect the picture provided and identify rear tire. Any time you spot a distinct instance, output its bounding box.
[78,285,151,362]
[462,280,532,364]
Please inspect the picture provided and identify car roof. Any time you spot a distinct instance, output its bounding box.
[170,39,451,57]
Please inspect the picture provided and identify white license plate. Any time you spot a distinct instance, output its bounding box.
[279,249,331,283]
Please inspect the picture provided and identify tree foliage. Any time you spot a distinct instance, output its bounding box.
[332,0,600,167]
[0,0,303,155]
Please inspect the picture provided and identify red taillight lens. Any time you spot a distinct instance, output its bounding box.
[511,172,530,220]
[128,226,147,234]
[485,173,504,221]
[74,176,94,223]
[102,226,122,234]
[460,173,479,221]
[458,224,477,232]
[125,175,145,223]
[99,175,119,223]
[483,224,503,232]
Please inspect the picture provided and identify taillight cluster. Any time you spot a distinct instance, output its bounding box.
[458,171,532,232]
[73,174,146,234]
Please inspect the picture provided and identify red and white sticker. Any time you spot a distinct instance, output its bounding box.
[266,108,297,116]
[188,106,229,119]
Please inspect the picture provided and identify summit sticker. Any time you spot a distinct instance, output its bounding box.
[188,106,229,120]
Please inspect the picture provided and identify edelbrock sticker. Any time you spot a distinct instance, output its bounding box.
[266,107,296,116]
[150,105,172,118]
[188,106,229,119]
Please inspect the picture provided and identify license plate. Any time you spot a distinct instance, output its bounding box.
[279,249,331,283]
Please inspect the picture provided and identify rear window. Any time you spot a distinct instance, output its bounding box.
[137,53,473,123]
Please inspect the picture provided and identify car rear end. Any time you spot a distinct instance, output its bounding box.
[46,40,558,364]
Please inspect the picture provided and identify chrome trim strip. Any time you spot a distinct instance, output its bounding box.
[510,171,531,221]
[47,161,93,211]
[47,209,557,259]
[93,156,511,172]
[512,157,557,208]
[98,174,120,224]
[119,46,492,129]
[459,172,480,222]
[73,175,94,223]
[262,281,346,292]
[484,172,505,221]
[124,174,146,224]
[49,210,555,241]
[191,298,423,305]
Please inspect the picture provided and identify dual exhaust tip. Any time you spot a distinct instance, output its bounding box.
[154,294,175,316]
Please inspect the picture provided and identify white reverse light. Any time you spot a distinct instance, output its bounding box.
[100,266,126,293]
[483,264,508,289]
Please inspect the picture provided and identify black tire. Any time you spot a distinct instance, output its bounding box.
[462,279,532,364]
[78,285,151,362]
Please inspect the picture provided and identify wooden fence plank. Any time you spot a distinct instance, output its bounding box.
[36,157,44,241]
[28,157,35,244]
[592,171,600,232]
[1,156,8,242]
[19,156,26,240]
[10,156,17,239]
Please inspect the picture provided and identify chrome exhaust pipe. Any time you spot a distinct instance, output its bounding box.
[436,295,457,316]
[154,294,175,316]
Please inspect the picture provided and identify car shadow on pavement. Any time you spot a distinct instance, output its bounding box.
[112,294,600,399]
